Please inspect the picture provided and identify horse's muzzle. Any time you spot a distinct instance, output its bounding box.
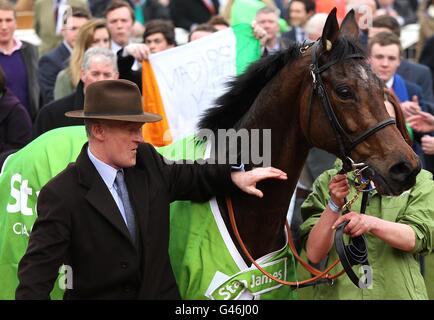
[375,158,421,195]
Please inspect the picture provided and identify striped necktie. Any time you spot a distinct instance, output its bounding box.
[114,170,136,243]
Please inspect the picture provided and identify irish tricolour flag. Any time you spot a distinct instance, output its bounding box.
[141,24,261,146]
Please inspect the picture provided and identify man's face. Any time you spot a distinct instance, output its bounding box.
[289,1,310,27]
[369,43,401,82]
[106,7,134,47]
[0,10,16,45]
[96,121,144,169]
[81,58,119,90]
[91,27,111,49]
[256,12,279,40]
[145,32,173,53]
[62,16,89,48]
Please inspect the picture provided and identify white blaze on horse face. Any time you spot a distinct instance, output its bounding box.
[356,65,370,88]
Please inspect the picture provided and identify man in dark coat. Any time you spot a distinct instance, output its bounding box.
[38,43,70,105]
[33,81,85,138]
[16,79,287,299]
[282,0,316,44]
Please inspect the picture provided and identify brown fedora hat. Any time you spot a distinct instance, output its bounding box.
[65,79,162,123]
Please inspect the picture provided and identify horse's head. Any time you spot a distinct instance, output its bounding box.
[300,8,420,195]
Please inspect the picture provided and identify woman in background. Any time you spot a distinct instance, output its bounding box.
[54,19,111,100]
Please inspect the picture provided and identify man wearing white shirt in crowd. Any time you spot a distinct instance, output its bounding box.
[252,6,286,54]
[0,0,39,120]
[284,0,316,44]
[105,0,140,70]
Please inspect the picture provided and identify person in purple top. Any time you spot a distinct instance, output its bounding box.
[0,0,39,120]
[0,65,32,157]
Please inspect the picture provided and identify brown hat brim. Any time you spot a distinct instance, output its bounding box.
[65,110,163,123]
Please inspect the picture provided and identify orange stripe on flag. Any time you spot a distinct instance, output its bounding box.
[141,60,172,146]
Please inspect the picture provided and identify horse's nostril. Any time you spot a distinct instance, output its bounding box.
[389,161,414,183]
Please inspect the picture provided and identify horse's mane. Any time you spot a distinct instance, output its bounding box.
[198,36,365,135]
[197,43,302,133]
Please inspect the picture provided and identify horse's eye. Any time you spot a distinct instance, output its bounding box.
[336,86,355,100]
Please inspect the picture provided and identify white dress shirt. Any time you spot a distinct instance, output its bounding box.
[87,147,129,226]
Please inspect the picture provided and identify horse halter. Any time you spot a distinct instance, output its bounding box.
[304,41,397,172]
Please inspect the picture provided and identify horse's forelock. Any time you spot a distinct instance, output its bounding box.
[324,36,366,65]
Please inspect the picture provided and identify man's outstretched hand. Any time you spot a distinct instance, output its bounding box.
[231,167,287,198]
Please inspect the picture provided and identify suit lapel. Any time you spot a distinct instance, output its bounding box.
[76,145,133,243]
[59,43,70,67]
[85,177,132,242]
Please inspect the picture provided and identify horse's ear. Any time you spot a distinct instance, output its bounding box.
[340,9,359,40]
[321,8,339,52]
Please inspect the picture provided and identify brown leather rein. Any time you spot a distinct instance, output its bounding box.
[226,197,345,288]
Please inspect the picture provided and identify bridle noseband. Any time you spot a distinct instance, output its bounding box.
[304,41,396,172]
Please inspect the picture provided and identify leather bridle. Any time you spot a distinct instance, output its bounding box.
[226,41,397,289]
[304,41,396,172]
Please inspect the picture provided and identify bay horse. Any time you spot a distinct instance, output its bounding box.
[166,9,420,298]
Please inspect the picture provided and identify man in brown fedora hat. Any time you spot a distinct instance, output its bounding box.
[16,79,287,300]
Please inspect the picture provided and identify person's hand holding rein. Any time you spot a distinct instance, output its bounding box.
[328,174,349,209]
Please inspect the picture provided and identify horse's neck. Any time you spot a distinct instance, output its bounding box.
[225,70,311,260]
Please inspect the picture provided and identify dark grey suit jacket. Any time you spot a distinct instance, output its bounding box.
[38,43,70,106]
[33,81,84,138]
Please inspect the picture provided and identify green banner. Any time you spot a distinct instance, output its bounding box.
[233,24,262,75]
[231,0,289,32]
[0,126,87,299]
